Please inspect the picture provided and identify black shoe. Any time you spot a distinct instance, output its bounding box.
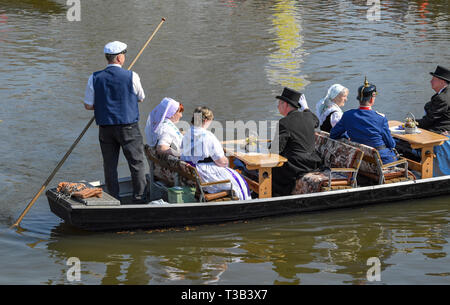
[132,195,148,204]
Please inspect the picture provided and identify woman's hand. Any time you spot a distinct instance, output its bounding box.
[157,144,180,157]
[214,156,229,167]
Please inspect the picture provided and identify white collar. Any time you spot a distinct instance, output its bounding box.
[438,85,448,95]
[107,64,122,68]
[317,102,342,125]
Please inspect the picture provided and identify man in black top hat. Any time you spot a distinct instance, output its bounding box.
[270,87,322,196]
[397,65,450,176]
[417,65,450,133]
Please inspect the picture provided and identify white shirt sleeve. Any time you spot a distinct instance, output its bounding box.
[330,110,343,128]
[132,72,145,101]
[85,71,145,105]
[84,75,94,106]
[158,125,173,147]
[208,132,225,161]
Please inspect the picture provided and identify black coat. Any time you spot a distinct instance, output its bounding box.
[417,86,450,133]
[270,109,322,196]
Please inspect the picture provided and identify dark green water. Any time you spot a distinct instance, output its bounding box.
[0,0,449,284]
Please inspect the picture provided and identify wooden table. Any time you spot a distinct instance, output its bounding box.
[389,120,448,178]
[222,139,287,198]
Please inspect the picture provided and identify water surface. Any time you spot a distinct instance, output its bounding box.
[0,0,449,284]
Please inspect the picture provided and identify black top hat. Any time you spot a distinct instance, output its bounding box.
[430,65,450,83]
[276,87,303,108]
[357,77,377,102]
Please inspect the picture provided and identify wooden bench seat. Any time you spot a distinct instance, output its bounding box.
[144,145,237,202]
[292,132,364,194]
[321,131,416,184]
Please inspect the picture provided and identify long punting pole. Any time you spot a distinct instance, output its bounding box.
[11,18,167,229]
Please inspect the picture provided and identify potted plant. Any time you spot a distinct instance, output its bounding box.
[404,113,419,134]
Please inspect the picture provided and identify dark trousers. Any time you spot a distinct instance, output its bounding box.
[99,123,147,201]
[394,139,421,162]
[272,162,300,197]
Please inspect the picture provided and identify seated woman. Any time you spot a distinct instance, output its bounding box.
[145,97,184,156]
[315,84,349,132]
[180,106,251,200]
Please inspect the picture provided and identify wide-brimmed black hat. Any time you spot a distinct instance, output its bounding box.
[430,65,450,82]
[276,87,303,108]
[357,77,377,102]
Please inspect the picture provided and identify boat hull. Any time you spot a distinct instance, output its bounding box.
[46,176,450,231]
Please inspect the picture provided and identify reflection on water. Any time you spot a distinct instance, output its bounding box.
[34,199,448,285]
[266,0,308,91]
[0,0,66,15]
[44,223,240,284]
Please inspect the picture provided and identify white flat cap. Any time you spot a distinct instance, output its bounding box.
[104,41,127,54]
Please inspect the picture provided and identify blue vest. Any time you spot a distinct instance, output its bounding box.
[92,66,139,125]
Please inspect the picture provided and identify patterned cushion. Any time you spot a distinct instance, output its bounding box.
[336,137,380,174]
[145,145,233,201]
[335,137,414,182]
[292,132,363,195]
[315,132,360,169]
[178,162,196,188]
[145,145,195,187]
[292,170,350,195]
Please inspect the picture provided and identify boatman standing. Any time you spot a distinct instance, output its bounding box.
[84,41,147,203]
[330,77,398,164]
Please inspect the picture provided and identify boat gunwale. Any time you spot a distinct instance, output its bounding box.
[46,175,450,210]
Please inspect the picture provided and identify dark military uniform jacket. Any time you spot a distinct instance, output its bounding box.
[417,86,450,133]
[270,109,322,196]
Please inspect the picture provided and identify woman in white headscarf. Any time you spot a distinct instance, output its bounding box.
[315,84,349,132]
[145,97,184,156]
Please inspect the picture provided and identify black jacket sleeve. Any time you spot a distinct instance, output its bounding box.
[417,93,449,130]
[270,119,290,155]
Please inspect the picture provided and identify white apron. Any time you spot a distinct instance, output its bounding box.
[181,126,250,200]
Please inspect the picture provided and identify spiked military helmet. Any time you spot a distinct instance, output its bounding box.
[357,77,377,102]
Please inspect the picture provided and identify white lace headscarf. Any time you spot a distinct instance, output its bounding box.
[315,84,347,126]
[145,97,180,146]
